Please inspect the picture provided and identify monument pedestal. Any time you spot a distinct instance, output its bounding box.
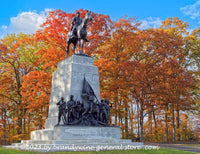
[3,55,143,152]
[5,126,143,152]
[31,126,121,140]
[45,54,100,128]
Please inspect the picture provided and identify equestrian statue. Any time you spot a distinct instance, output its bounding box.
[66,10,92,57]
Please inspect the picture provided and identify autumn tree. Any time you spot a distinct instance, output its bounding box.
[95,16,140,139]
[0,33,38,142]
[160,17,197,142]
[185,28,200,138]
[97,21,196,142]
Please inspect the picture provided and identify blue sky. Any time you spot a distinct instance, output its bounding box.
[0,0,200,37]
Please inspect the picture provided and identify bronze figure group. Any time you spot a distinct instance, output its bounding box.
[56,77,113,127]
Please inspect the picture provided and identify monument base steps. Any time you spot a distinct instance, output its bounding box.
[3,126,143,152]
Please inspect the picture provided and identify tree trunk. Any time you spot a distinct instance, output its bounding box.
[7,116,11,144]
[23,118,26,134]
[17,118,22,135]
[152,110,158,141]
[172,108,176,143]
[140,108,144,142]
[136,101,140,139]
[165,104,168,142]
[130,103,134,139]
[114,99,117,126]
[124,101,128,138]
[120,116,124,138]
[17,106,23,135]
[176,109,180,141]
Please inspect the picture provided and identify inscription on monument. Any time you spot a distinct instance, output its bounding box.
[64,129,96,137]
[72,72,99,85]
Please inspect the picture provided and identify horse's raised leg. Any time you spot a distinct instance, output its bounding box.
[66,42,70,57]
[78,38,83,54]
[72,42,76,54]
[82,40,85,54]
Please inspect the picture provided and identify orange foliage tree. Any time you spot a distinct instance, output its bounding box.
[96,21,196,142]
[94,17,140,138]
[0,34,38,143]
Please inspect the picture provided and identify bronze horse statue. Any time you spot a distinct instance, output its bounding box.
[66,11,92,57]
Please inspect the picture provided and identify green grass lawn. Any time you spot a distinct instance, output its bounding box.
[0,147,199,154]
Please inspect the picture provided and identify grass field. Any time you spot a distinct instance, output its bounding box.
[0,147,199,154]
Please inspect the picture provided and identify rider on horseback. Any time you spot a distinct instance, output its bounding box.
[71,12,82,37]
[66,11,92,56]
[70,11,89,42]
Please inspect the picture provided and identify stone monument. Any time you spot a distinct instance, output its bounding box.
[3,11,143,152]
[45,55,101,128]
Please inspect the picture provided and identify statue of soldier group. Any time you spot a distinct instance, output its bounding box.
[56,77,113,127]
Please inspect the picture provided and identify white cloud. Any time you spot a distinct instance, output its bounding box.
[0,8,53,36]
[139,17,162,29]
[180,1,200,19]
[2,25,8,30]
